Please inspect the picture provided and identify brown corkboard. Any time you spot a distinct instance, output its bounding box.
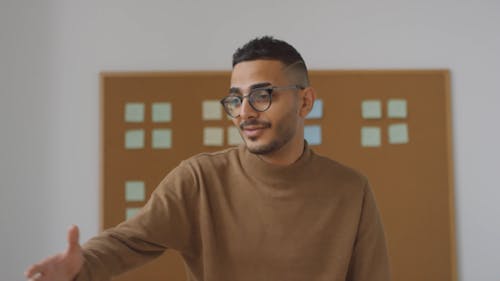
[101,70,456,281]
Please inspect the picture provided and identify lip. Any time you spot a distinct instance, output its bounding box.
[242,126,267,138]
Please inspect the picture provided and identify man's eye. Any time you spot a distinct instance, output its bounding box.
[227,97,241,106]
[252,91,270,103]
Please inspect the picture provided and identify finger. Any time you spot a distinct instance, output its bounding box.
[67,225,80,252]
[25,256,58,281]
[32,272,51,281]
[27,272,43,281]
[24,264,39,278]
[25,262,46,278]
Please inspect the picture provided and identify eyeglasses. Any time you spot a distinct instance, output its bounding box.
[220,85,305,118]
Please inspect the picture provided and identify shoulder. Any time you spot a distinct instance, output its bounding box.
[155,147,240,197]
[170,146,243,188]
[310,151,369,193]
[165,147,243,199]
[181,146,241,171]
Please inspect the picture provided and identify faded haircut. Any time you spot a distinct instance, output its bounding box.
[232,36,310,87]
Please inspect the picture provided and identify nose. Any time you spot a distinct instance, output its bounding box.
[238,97,258,120]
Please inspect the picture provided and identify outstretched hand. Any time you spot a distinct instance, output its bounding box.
[25,225,84,281]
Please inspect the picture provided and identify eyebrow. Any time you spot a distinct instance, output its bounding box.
[229,82,272,94]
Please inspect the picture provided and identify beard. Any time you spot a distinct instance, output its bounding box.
[239,108,298,155]
[246,132,294,155]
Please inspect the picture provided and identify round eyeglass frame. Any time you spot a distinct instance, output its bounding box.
[220,85,305,118]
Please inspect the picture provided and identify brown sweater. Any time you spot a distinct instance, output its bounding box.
[76,144,391,281]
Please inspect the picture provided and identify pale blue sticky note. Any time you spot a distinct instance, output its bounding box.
[227,126,243,145]
[125,130,144,149]
[387,99,407,118]
[304,125,322,146]
[125,181,145,202]
[126,207,141,220]
[152,102,172,122]
[306,99,323,119]
[203,127,224,146]
[388,123,409,144]
[202,100,222,120]
[125,103,144,122]
[362,100,382,119]
[361,126,381,147]
[152,129,172,149]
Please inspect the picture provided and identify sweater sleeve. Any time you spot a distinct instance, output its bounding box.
[74,162,199,281]
[346,180,391,281]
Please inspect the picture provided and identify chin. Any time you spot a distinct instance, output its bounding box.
[244,139,282,155]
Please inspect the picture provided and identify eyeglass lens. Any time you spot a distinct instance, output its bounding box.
[223,89,271,117]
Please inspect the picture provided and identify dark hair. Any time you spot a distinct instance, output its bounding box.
[232,36,310,87]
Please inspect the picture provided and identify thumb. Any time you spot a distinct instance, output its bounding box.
[66,225,80,253]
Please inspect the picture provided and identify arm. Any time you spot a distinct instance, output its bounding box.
[26,163,198,281]
[346,182,391,281]
[75,163,199,281]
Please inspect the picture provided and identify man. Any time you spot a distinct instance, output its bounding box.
[25,36,391,281]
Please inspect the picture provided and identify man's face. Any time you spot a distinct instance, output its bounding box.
[229,60,303,155]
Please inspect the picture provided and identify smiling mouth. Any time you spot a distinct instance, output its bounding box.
[242,127,266,139]
[240,122,271,139]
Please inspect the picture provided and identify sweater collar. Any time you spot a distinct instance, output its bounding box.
[239,141,314,185]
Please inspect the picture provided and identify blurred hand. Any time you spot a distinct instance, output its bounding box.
[25,225,83,281]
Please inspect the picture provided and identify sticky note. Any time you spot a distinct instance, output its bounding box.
[152,102,172,122]
[362,100,382,119]
[388,123,409,144]
[227,126,243,145]
[304,125,322,146]
[125,181,145,202]
[125,103,144,122]
[387,99,407,118]
[204,127,224,146]
[152,129,172,149]
[126,208,141,220]
[361,126,381,147]
[125,130,144,149]
[202,100,222,120]
[306,99,323,119]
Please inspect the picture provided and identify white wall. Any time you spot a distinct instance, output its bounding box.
[1,0,499,280]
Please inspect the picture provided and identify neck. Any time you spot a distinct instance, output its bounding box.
[258,137,305,166]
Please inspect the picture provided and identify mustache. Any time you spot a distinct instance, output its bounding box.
[239,119,271,130]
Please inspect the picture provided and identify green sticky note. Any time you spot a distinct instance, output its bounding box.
[125,103,144,122]
[125,130,144,149]
[387,99,407,118]
[152,129,172,149]
[152,102,172,122]
[202,100,222,120]
[362,100,382,119]
[126,208,141,220]
[203,127,224,146]
[125,181,145,202]
[388,123,409,144]
[227,126,243,145]
[361,126,381,147]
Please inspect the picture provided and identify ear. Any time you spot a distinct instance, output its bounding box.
[299,87,316,118]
